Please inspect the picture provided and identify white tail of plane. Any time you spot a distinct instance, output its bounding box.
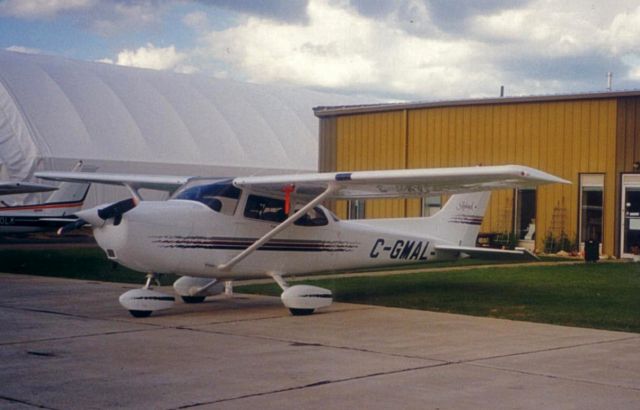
[354,192,491,246]
[43,162,93,210]
[0,162,96,216]
[417,192,491,246]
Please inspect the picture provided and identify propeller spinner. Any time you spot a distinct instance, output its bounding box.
[58,198,138,235]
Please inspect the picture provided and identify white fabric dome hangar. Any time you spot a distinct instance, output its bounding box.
[0,50,363,206]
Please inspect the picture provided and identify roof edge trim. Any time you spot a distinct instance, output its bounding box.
[313,89,640,117]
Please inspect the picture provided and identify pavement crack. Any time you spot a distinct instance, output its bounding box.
[0,395,60,409]
[0,327,164,347]
[463,335,640,365]
[458,335,640,392]
[171,361,453,409]
[169,324,443,362]
[0,304,89,319]
[468,362,640,392]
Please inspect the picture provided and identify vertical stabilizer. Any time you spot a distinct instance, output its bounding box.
[355,191,492,247]
[45,161,96,207]
[427,192,491,246]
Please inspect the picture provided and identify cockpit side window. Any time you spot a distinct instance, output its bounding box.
[244,194,287,223]
[294,206,329,227]
[243,196,331,227]
[175,182,241,215]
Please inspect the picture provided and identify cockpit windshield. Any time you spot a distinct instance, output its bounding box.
[174,180,241,215]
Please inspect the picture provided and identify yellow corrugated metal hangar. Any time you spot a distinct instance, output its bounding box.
[315,90,640,258]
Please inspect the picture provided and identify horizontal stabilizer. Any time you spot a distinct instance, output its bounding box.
[435,245,540,261]
[0,182,58,196]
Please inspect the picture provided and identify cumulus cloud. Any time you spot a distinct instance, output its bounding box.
[473,9,607,59]
[0,0,170,37]
[195,0,309,23]
[0,0,95,19]
[88,1,170,36]
[5,45,42,54]
[183,10,209,30]
[607,6,640,55]
[6,0,640,99]
[201,0,498,99]
[99,43,197,73]
[468,1,640,89]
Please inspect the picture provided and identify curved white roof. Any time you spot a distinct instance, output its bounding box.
[0,50,362,183]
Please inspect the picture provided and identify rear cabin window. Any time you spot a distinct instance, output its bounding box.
[175,182,241,215]
[293,206,328,226]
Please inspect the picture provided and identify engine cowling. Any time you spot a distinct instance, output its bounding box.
[281,285,333,312]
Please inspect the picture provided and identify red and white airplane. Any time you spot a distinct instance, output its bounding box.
[0,162,94,234]
[36,164,568,317]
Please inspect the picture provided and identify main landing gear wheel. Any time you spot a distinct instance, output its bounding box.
[129,310,153,318]
[181,296,206,304]
[289,308,315,316]
[271,273,333,316]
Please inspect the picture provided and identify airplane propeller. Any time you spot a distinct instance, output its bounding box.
[97,198,137,223]
[57,198,138,235]
[57,219,88,235]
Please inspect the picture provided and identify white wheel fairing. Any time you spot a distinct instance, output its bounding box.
[119,289,175,312]
[281,285,333,311]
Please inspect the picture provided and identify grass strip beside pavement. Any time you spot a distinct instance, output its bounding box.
[0,248,177,285]
[2,247,639,332]
[238,262,640,333]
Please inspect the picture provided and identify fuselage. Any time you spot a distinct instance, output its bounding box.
[0,201,82,234]
[93,197,456,280]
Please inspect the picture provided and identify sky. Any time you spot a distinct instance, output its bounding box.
[1,0,640,101]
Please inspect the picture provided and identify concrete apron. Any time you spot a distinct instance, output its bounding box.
[0,273,638,410]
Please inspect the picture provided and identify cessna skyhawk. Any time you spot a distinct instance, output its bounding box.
[36,165,568,317]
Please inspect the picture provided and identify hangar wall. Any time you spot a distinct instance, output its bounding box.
[317,95,628,256]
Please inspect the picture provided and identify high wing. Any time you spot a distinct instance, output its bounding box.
[233,165,570,199]
[35,171,194,199]
[0,181,58,196]
[36,165,568,201]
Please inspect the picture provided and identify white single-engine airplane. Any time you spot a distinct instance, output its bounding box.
[36,165,568,317]
[1,162,95,235]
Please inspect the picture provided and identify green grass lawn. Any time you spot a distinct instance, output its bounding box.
[238,262,640,333]
[0,247,177,285]
[2,247,639,332]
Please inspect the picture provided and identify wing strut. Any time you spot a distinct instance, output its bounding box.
[213,184,337,272]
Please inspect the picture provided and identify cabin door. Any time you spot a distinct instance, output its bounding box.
[621,174,640,258]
